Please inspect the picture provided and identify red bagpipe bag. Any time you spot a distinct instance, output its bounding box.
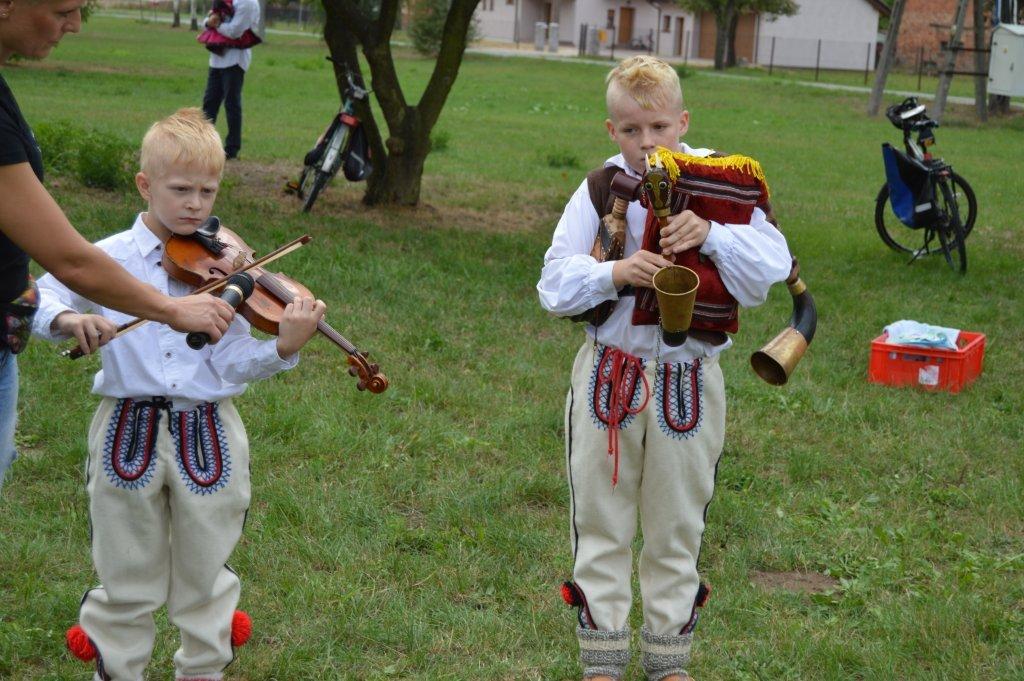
[197,0,262,55]
[633,147,774,334]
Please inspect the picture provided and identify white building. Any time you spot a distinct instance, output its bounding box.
[473,0,889,70]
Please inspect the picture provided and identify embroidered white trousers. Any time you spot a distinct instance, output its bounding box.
[565,342,726,635]
[79,397,250,681]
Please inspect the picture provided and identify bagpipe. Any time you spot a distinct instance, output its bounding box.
[580,147,816,386]
[197,0,262,55]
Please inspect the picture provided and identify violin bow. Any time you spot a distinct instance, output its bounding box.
[62,234,312,359]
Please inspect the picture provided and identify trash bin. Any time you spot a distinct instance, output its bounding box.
[534,22,547,51]
[586,25,599,56]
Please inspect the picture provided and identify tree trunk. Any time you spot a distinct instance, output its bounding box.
[868,0,906,116]
[190,0,198,30]
[934,0,970,122]
[713,11,731,70]
[172,0,181,27]
[322,0,479,206]
[726,12,739,67]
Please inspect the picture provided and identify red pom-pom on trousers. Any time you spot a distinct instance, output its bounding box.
[231,610,252,647]
[66,624,97,662]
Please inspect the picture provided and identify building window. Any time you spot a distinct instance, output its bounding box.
[663,15,671,33]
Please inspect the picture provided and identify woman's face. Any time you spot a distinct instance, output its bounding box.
[0,0,83,64]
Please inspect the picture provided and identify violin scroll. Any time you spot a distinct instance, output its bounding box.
[347,352,389,393]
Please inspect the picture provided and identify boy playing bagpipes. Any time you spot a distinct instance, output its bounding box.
[537,56,793,680]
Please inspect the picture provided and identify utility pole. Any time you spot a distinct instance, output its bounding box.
[934,0,970,122]
[868,0,906,116]
[973,0,988,121]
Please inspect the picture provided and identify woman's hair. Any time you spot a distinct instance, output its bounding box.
[139,108,225,178]
[606,56,684,115]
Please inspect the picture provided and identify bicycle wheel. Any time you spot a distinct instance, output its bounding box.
[875,183,929,255]
[297,165,315,199]
[949,171,977,239]
[301,170,331,213]
[934,179,967,273]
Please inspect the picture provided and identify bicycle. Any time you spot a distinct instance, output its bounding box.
[286,59,371,213]
[875,97,976,274]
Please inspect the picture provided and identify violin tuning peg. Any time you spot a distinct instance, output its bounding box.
[370,363,379,373]
[357,381,366,391]
[348,366,358,377]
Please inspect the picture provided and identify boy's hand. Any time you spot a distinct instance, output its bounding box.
[276,296,326,359]
[659,210,711,257]
[206,13,221,28]
[52,312,118,356]
[611,250,675,289]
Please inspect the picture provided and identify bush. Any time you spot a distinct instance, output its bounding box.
[674,64,694,79]
[431,130,450,152]
[33,122,135,191]
[409,0,479,57]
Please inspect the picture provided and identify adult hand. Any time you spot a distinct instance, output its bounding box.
[276,296,326,358]
[659,210,711,257]
[206,13,221,28]
[164,294,234,343]
[611,250,675,289]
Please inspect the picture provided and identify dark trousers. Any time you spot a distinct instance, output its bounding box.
[202,65,245,157]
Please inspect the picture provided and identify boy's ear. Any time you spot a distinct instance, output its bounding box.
[678,110,690,138]
[605,118,617,141]
[135,172,151,201]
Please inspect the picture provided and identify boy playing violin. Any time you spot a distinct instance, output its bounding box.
[32,108,325,681]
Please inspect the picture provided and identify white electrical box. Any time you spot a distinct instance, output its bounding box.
[989,24,1024,97]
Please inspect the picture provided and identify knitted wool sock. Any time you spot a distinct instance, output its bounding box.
[577,626,630,680]
[640,626,692,681]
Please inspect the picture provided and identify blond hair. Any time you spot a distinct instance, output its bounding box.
[139,108,225,178]
[605,56,683,116]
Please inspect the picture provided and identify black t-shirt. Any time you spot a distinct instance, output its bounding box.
[0,73,44,302]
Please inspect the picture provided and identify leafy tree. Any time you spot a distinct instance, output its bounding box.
[410,0,480,57]
[676,0,798,69]
[321,0,481,206]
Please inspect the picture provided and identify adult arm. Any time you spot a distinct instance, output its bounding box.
[0,162,233,340]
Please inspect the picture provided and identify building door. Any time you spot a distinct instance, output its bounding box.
[675,17,685,56]
[698,10,715,60]
[618,7,634,46]
[735,12,755,63]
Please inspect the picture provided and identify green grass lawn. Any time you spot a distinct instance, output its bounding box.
[2,14,1024,681]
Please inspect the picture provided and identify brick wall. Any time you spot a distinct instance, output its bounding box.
[896,0,989,71]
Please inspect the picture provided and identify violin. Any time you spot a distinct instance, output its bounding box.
[162,218,388,394]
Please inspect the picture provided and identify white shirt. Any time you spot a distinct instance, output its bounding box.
[33,215,297,410]
[207,0,260,72]
[537,144,793,363]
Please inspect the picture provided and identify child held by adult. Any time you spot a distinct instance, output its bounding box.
[33,108,325,681]
[537,56,792,680]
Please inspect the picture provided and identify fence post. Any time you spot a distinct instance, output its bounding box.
[579,23,586,57]
[815,38,822,81]
[769,36,776,76]
[917,45,924,91]
[864,41,871,84]
[683,30,689,65]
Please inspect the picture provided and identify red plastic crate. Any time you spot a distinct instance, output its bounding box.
[868,331,986,393]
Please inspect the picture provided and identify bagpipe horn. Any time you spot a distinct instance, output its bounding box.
[750,258,817,386]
